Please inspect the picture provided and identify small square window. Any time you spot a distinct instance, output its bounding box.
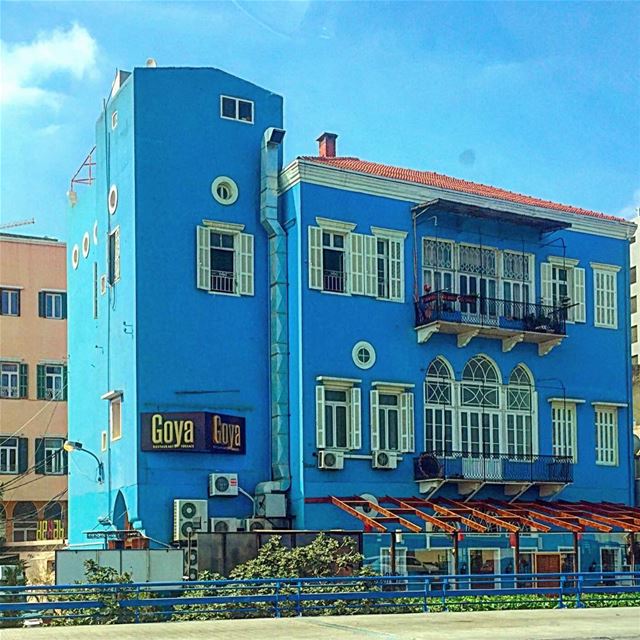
[1,289,20,316]
[221,96,236,119]
[632,266,637,285]
[633,296,638,314]
[238,100,253,122]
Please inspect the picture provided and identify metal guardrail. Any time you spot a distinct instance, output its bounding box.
[0,572,638,625]
[414,451,573,484]
[414,292,566,335]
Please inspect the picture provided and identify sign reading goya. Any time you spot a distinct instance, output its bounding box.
[141,412,245,454]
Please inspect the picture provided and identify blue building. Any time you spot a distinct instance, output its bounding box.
[67,65,639,576]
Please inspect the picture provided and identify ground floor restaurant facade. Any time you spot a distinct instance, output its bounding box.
[314,497,640,581]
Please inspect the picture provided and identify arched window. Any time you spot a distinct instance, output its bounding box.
[460,356,500,455]
[424,357,454,453]
[506,365,536,457]
[43,502,63,522]
[12,501,38,542]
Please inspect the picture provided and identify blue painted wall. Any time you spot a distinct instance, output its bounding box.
[68,68,283,545]
[284,181,634,530]
[68,65,634,546]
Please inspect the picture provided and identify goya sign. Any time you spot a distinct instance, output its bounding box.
[141,412,245,454]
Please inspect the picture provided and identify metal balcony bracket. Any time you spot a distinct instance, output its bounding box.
[417,479,445,499]
[505,483,533,502]
[416,323,441,344]
[457,328,480,348]
[539,483,567,499]
[502,333,525,353]
[538,337,563,357]
[459,481,485,500]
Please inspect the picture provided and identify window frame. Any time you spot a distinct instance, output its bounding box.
[315,377,362,452]
[110,396,122,442]
[0,436,19,474]
[43,437,65,475]
[0,362,20,399]
[1,287,21,316]
[196,221,254,297]
[219,95,255,124]
[43,364,64,400]
[41,291,65,320]
[108,226,121,285]
[591,263,620,329]
[551,400,578,462]
[594,404,619,466]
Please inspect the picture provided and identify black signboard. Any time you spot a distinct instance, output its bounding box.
[140,412,245,454]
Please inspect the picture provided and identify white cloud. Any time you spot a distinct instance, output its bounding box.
[0,23,98,108]
[620,189,640,219]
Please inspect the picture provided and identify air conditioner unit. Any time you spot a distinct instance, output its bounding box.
[244,518,273,532]
[173,499,208,542]
[317,450,344,470]
[372,450,399,470]
[255,493,287,518]
[209,473,238,497]
[184,545,198,581]
[210,517,240,533]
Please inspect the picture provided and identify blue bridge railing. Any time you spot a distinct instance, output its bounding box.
[0,571,638,626]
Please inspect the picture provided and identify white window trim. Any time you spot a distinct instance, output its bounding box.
[591,401,627,408]
[589,262,621,273]
[550,400,578,462]
[219,95,254,124]
[371,226,408,240]
[101,389,124,401]
[315,376,361,389]
[316,217,357,233]
[352,341,376,370]
[0,284,24,290]
[110,396,122,442]
[547,397,585,404]
[548,255,580,267]
[202,219,245,233]
[371,381,415,392]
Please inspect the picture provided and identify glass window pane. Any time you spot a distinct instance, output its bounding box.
[222,97,236,118]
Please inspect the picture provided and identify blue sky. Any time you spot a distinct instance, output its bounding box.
[1,1,639,240]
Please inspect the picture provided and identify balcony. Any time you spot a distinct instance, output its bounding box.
[211,270,235,294]
[414,450,573,500]
[414,292,566,356]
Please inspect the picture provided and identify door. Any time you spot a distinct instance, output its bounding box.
[460,275,497,323]
[536,553,561,588]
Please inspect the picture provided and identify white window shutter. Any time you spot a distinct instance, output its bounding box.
[308,226,323,290]
[315,385,326,448]
[370,390,380,451]
[237,233,254,296]
[364,235,377,297]
[400,392,414,452]
[196,226,211,290]
[540,262,552,306]
[350,387,362,450]
[350,233,365,295]
[573,267,586,323]
[389,239,404,302]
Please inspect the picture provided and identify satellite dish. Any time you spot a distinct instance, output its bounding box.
[356,493,378,515]
[146,58,157,68]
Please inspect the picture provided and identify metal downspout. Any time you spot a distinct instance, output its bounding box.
[256,127,290,495]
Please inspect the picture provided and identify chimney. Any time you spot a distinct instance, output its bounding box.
[317,132,338,158]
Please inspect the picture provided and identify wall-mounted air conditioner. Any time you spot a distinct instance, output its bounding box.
[209,517,240,533]
[184,545,198,581]
[372,450,399,470]
[317,450,344,470]
[173,499,208,542]
[244,518,273,532]
[209,473,238,497]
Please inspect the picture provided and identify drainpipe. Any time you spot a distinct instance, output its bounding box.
[256,127,290,496]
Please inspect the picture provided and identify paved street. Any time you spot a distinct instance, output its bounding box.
[3,607,640,639]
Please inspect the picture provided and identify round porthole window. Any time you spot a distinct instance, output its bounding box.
[352,341,376,370]
[82,232,90,258]
[72,244,80,270]
[211,176,239,205]
[93,221,99,245]
[108,185,118,214]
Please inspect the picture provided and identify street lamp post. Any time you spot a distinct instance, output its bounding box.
[63,440,104,484]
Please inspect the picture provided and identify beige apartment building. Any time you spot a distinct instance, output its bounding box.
[0,233,68,579]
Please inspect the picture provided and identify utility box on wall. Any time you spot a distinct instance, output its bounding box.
[55,549,184,584]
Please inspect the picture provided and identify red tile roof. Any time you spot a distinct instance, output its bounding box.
[299,156,626,223]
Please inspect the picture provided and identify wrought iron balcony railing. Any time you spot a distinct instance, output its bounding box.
[414,292,566,336]
[323,269,346,293]
[211,270,235,294]
[414,450,573,484]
